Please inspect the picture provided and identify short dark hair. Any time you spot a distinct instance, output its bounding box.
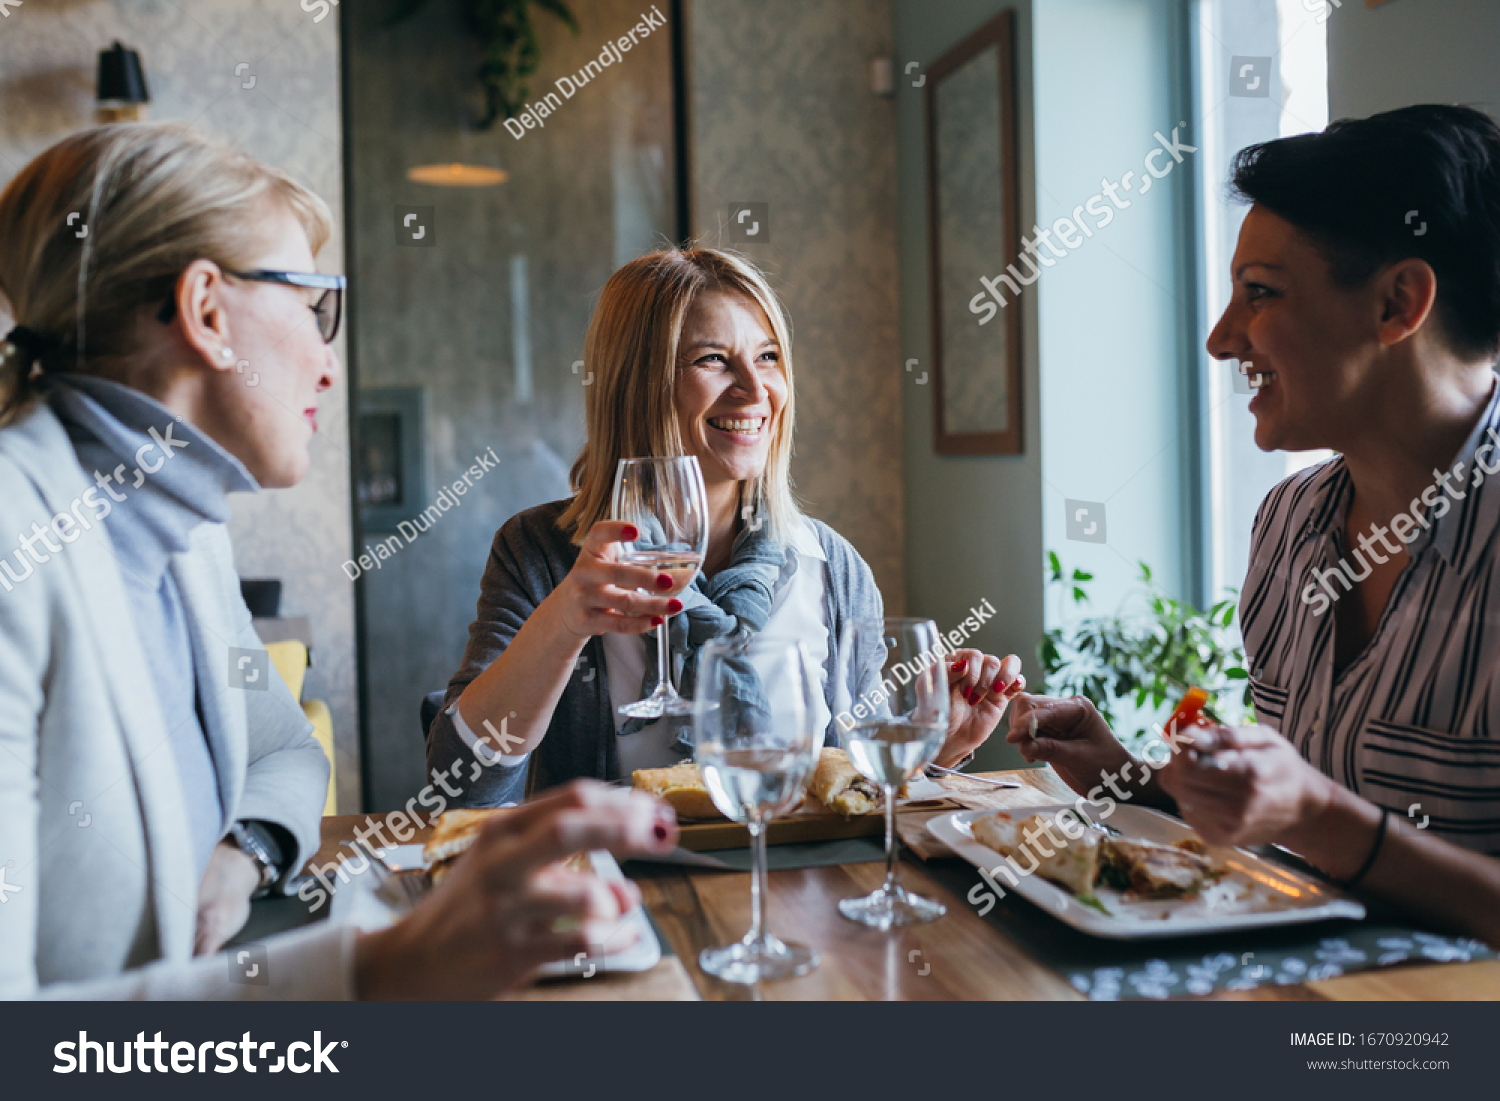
[1230,104,1500,362]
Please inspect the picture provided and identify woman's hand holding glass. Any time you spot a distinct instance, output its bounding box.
[938,648,1026,768]
[549,519,687,641]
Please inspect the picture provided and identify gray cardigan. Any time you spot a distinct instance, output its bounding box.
[426,499,884,805]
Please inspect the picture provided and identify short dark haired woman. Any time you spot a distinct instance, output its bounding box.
[1010,104,1500,944]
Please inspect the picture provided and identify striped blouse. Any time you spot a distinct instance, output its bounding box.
[1240,377,1500,855]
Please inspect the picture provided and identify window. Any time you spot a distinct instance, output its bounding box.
[1193,0,1331,602]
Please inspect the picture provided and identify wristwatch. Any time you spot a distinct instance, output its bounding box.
[227,821,282,898]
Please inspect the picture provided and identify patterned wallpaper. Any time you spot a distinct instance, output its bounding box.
[0,0,360,810]
[689,0,906,610]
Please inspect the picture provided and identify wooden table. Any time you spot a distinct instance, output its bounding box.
[312,767,1499,1001]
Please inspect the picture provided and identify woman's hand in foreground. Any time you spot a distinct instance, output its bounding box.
[1005,693,1164,804]
[549,520,687,640]
[936,650,1025,769]
[1156,723,1333,849]
[354,782,678,1000]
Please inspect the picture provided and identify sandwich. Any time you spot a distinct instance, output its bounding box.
[631,762,725,821]
[809,747,883,817]
[423,807,505,884]
[422,807,594,885]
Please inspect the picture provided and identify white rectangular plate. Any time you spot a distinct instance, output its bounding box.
[927,804,1365,940]
[534,850,661,977]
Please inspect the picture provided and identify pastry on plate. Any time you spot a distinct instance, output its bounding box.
[809,747,883,817]
[632,762,724,821]
[972,810,1101,895]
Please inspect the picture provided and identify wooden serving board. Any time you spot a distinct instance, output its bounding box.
[676,797,962,852]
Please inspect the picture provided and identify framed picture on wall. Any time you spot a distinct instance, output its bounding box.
[356,386,426,533]
[926,10,1023,455]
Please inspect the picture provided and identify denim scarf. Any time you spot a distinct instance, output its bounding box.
[620,520,787,749]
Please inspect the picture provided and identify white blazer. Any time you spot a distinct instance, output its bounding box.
[0,400,355,999]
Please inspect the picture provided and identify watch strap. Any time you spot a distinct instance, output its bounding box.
[228,821,281,896]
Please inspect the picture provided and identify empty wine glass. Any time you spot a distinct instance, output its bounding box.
[693,636,822,984]
[611,456,710,719]
[834,617,950,928]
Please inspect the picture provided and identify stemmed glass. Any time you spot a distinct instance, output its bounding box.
[834,617,951,929]
[611,456,710,719]
[693,636,822,983]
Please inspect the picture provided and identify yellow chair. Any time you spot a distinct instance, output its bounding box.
[265,639,338,815]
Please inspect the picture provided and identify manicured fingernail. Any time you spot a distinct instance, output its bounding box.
[655,573,673,590]
[951,658,968,675]
[621,524,639,540]
[968,687,984,704]
[667,598,683,614]
[651,615,664,626]
[652,822,669,842]
[993,676,1009,693]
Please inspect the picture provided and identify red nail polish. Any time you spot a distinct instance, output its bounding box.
[993,676,1008,693]
[655,573,673,590]
[652,822,670,842]
[952,658,968,675]
[621,523,639,540]
[667,598,683,614]
[966,687,981,704]
[651,615,664,626]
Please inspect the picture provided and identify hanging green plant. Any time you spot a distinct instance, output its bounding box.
[386,0,580,129]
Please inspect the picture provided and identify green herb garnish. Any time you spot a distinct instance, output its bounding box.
[1076,893,1112,915]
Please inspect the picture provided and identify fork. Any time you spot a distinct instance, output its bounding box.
[342,840,428,908]
[924,763,1022,788]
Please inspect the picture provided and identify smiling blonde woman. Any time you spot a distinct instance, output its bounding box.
[428,248,1026,804]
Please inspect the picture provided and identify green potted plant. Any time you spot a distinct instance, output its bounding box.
[1037,552,1252,753]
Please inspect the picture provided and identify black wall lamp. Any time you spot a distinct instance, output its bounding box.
[97,41,150,123]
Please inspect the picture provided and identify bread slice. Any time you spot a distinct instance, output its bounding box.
[631,762,725,821]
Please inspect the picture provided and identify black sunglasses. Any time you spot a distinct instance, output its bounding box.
[156,269,347,343]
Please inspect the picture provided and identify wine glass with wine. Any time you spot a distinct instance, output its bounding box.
[693,636,822,983]
[834,617,950,928]
[611,456,710,719]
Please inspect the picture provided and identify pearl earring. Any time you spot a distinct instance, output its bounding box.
[220,347,235,362]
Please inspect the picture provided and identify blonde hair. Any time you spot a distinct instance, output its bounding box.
[559,248,800,544]
[0,122,333,423]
